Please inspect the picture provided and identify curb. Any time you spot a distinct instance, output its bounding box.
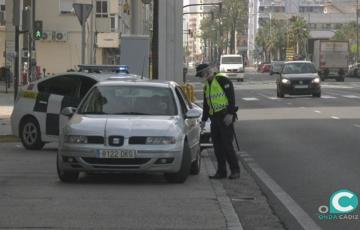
[238,153,322,230]
[203,151,244,230]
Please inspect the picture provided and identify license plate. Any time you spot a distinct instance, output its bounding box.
[228,74,236,77]
[96,149,136,159]
[294,85,308,89]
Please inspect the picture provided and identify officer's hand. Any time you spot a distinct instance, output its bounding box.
[224,114,233,126]
[200,121,206,130]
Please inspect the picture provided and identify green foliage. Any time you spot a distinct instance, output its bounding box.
[332,22,357,59]
[255,16,309,61]
[199,0,247,58]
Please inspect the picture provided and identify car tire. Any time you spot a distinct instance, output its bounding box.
[240,79,244,82]
[277,88,284,98]
[57,153,79,183]
[312,92,321,98]
[190,148,201,175]
[165,141,191,183]
[20,117,45,150]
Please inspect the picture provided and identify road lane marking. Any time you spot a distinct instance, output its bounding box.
[314,110,321,114]
[242,97,259,101]
[321,95,336,99]
[240,156,322,230]
[353,124,360,128]
[331,116,340,120]
[343,95,360,99]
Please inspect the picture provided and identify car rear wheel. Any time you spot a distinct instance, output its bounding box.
[312,92,321,98]
[165,141,191,183]
[57,153,79,183]
[20,117,45,150]
[190,148,201,175]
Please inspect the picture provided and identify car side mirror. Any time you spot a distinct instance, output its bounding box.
[185,108,202,119]
[61,107,76,117]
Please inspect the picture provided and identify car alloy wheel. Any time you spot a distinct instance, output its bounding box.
[20,117,45,150]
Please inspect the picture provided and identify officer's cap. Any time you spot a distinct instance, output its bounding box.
[195,63,210,77]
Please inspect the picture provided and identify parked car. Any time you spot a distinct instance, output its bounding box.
[276,61,321,98]
[270,61,284,75]
[260,63,271,73]
[57,79,202,183]
[11,65,142,150]
[346,63,360,78]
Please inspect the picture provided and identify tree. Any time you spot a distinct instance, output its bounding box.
[255,18,287,62]
[288,16,309,56]
[200,0,248,61]
[332,22,357,60]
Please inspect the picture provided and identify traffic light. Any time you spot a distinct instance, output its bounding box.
[33,20,43,40]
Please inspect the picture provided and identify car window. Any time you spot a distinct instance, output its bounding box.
[175,86,192,115]
[37,76,81,97]
[78,85,178,115]
[282,63,317,74]
[221,56,243,64]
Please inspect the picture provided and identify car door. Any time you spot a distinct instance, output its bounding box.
[36,75,82,137]
[174,86,200,157]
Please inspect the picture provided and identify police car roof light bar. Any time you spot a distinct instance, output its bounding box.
[78,65,129,74]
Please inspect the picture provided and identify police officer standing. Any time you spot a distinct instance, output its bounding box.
[196,63,240,179]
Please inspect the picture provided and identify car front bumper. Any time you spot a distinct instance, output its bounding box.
[279,83,321,95]
[58,144,183,173]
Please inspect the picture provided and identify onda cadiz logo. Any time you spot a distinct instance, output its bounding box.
[318,189,359,220]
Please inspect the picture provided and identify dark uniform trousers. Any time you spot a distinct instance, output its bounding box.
[210,115,240,176]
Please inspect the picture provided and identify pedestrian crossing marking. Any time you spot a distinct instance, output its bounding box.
[242,97,259,101]
[321,95,336,99]
[343,95,360,99]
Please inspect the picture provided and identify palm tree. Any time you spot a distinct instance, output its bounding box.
[288,16,310,56]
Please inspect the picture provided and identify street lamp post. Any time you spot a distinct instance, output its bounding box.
[357,0,359,63]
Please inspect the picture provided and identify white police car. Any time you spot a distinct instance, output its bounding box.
[11,65,142,150]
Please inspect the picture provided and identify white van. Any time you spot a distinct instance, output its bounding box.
[219,54,244,82]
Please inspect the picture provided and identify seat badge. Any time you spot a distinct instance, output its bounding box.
[113,138,120,144]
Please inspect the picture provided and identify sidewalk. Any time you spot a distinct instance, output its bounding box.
[0,84,14,136]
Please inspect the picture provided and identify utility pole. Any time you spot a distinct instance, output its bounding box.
[31,0,36,80]
[13,0,21,100]
[152,0,159,79]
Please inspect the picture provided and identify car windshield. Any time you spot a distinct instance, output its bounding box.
[282,63,317,74]
[78,85,178,116]
[221,56,243,64]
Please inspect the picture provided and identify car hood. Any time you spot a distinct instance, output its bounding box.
[65,114,182,137]
[282,73,319,79]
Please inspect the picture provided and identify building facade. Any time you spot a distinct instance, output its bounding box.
[2,0,152,76]
[247,0,357,64]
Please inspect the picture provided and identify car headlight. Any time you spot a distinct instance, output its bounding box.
[281,79,290,84]
[312,78,321,84]
[146,136,176,145]
[65,135,88,144]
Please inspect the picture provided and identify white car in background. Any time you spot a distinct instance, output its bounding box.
[57,79,202,183]
[219,54,244,82]
[10,65,140,150]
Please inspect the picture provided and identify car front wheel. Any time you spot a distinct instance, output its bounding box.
[20,117,45,150]
[165,141,191,183]
[57,153,79,183]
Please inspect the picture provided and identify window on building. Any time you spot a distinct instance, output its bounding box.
[96,0,108,18]
[110,14,117,32]
[59,0,74,14]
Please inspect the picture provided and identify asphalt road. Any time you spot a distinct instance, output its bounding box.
[190,69,360,230]
[0,143,229,230]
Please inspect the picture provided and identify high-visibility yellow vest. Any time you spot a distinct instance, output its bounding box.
[205,73,229,115]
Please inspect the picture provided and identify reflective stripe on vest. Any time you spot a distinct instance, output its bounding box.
[205,74,229,115]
